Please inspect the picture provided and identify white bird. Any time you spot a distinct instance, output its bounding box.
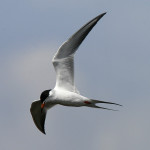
[30,12,121,134]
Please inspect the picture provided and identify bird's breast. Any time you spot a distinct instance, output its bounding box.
[49,89,87,107]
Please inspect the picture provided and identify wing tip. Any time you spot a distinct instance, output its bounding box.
[30,100,47,135]
[40,128,46,135]
[95,12,107,21]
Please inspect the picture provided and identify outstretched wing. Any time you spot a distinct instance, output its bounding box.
[52,13,106,92]
[30,100,55,134]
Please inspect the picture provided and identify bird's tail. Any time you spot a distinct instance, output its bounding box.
[89,99,122,111]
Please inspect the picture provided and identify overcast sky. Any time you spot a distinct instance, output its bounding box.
[1,0,150,150]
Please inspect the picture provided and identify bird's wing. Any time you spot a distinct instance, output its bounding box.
[30,100,55,134]
[52,13,106,93]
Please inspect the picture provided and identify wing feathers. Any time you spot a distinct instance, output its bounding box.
[30,100,55,134]
[52,13,106,92]
[53,12,106,59]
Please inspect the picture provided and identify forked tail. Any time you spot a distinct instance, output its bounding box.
[90,99,122,111]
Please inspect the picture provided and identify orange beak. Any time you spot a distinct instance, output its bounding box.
[41,103,45,109]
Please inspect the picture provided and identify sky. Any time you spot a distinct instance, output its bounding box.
[0,0,150,149]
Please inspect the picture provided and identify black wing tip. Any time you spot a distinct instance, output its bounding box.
[41,120,46,135]
[40,129,46,135]
[101,12,107,16]
[32,117,46,135]
[30,100,47,135]
[96,12,107,20]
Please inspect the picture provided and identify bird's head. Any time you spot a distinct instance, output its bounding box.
[40,89,51,111]
[30,89,52,134]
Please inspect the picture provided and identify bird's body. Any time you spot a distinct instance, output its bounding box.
[46,88,89,107]
[30,12,121,134]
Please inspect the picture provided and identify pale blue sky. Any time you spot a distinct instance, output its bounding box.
[1,0,150,150]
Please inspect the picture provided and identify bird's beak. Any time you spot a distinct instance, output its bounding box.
[41,102,45,113]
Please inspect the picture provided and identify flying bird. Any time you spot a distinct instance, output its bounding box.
[30,12,121,134]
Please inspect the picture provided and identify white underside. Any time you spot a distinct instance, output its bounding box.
[45,88,90,108]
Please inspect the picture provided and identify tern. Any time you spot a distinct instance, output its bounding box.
[30,12,121,134]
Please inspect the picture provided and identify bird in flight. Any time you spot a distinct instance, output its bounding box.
[30,12,121,134]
